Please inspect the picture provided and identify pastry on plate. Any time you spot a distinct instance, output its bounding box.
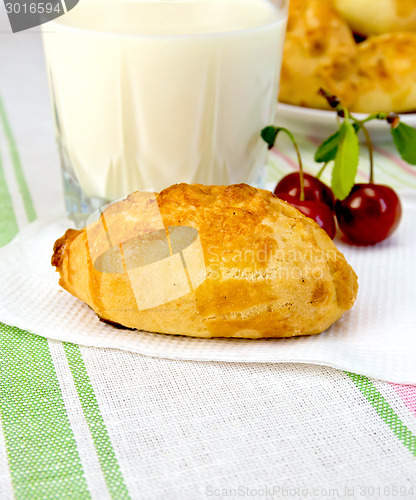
[52,183,358,339]
[330,0,416,36]
[351,32,416,113]
[279,0,358,109]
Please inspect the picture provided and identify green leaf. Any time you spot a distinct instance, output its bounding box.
[315,123,360,163]
[391,123,416,165]
[315,130,341,163]
[261,126,279,149]
[261,126,304,175]
[331,118,359,200]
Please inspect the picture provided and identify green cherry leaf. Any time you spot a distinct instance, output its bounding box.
[391,123,416,165]
[261,126,279,149]
[315,130,341,163]
[315,123,360,163]
[331,118,359,200]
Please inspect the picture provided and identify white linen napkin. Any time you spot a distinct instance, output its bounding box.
[1,192,415,384]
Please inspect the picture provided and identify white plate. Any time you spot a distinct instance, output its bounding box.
[275,102,416,142]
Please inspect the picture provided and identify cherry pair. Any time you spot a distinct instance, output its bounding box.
[274,173,401,245]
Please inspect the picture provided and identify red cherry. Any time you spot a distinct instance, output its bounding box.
[274,172,335,210]
[278,193,336,239]
[335,183,402,245]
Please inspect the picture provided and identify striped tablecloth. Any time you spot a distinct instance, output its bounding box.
[1,11,416,500]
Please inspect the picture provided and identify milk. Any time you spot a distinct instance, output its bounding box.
[43,0,286,200]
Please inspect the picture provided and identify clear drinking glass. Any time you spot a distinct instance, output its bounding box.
[42,0,288,227]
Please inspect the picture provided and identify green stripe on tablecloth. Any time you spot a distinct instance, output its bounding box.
[63,343,131,500]
[0,96,37,223]
[0,324,91,499]
[0,95,128,499]
[0,139,19,246]
[346,372,416,457]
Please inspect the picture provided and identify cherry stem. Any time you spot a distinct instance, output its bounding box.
[316,161,329,179]
[353,112,387,125]
[282,128,305,201]
[360,123,374,183]
[319,88,386,127]
[319,88,384,185]
[261,126,305,199]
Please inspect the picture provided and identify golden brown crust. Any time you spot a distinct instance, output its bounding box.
[52,184,358,339]
[51,229,78,269]
[351,32,416,113]
[330,0,416,36]
[279,0,358,110]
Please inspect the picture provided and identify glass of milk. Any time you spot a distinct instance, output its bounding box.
[42,0,288,227]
